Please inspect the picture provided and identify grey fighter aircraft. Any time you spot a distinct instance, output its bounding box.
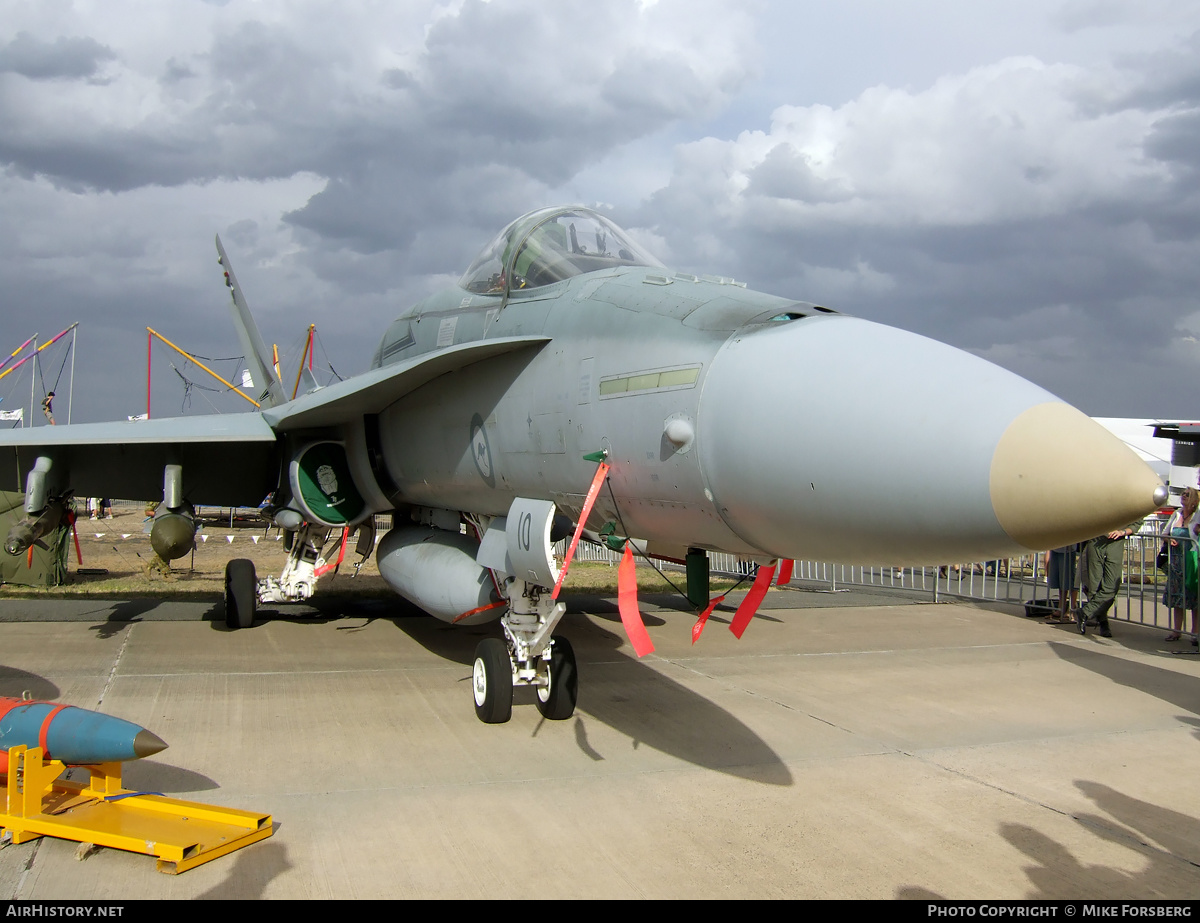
[0,206,1167,723]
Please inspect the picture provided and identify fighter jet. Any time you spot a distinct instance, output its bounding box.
[0,206,1166,723]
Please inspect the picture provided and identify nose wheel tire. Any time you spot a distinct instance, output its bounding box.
[536,636,578,720]
[473,638,513,724]
[224,559,257,630]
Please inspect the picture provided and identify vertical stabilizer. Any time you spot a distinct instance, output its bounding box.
[214,235,285,409]
[296,365,321,397]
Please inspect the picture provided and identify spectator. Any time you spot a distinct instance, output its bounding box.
[1044,544,1079,623]
[1162,487,1199,645]
[1076,519,1144,637]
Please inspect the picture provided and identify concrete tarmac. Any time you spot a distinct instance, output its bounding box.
[1,589,1199,900]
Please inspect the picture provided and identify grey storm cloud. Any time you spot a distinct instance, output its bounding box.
[4,4,751,188]
[0,0,758,421]
[1145,110,1200,177]
[282,1,755,256]
[629,41,1200,416]
[0,0,754,261]
[0,32,115,80]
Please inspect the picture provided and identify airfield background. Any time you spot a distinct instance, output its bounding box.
[0,492,68,588]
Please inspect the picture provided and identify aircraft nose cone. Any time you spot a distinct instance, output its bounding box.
[989,402,1166,550]
[696,315,1164,564]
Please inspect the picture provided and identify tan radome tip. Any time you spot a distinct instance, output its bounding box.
[133,729,169,759]
[990,402,1166,551]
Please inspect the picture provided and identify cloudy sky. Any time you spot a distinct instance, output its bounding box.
[2,0,1200,424]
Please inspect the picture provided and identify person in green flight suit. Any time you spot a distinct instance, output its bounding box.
[1076,519,1144,637]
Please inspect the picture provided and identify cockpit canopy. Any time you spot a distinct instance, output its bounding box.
[460,206,664,295]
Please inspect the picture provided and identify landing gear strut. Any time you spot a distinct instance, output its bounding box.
[472,578,578,724]
[257,522,331,604]
[221,523,333,630]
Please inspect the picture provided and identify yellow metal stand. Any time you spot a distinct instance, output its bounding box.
[1,745,273,874]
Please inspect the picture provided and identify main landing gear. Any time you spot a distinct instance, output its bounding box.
[222,522,363,630]
[472,578,578,724]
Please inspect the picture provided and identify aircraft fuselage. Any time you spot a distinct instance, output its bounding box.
[366,245,1161,565]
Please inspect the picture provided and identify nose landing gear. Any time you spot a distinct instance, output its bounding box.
[471,578,578,724]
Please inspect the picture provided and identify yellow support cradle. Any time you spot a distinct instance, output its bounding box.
[1,745,273,874]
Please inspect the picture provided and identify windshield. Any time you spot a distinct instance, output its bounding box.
[460,207,664,294]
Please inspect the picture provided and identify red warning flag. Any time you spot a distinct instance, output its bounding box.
[691,593,727,644]
[314,526,349,577]
[729,562,777,639]
[67,511,82,565]
[617,544,655,657]
[452,600,506,624]
[776,559,794,585]
[552,461,611,599]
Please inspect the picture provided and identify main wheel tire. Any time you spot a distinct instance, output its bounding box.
[224,559,257,630]
[473,638,513,724]
[535,635,578,721]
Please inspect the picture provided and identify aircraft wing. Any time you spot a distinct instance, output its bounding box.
[0,414,280,507]
[264,336,550,431]
[0,335,550,507]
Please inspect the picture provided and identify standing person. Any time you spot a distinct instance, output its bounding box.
[1076,518,1145,637]
[1162,487,1200,644]
[1043,543,1079,622]
[40,391,55,425]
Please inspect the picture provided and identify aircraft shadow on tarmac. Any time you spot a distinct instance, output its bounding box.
[0,665,59,700]
[553,589,783,625]
[383,595,794,787]
[208,590,793,784]
[200,594,399,631]
[1048,640,1200,721]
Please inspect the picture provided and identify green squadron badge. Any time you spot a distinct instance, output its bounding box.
[288,441,366,526]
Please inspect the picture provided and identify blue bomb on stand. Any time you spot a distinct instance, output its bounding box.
[0,697,167,766]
